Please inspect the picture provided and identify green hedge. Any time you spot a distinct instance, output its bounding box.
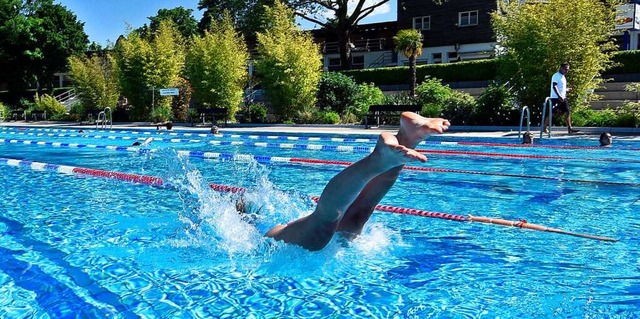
[342,50,640,86]
[342,59,498,85]
[604,50,640,74]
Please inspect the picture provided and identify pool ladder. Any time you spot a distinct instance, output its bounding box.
[96,107,112,129]
[518,104,530,140]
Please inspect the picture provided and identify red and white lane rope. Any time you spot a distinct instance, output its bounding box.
[0,157,618,242]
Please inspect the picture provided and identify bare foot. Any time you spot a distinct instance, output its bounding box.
[397,112,450,148]
[378,132,427,165]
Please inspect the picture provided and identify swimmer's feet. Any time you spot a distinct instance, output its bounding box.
[397,112,450,148]
[377,131,427,165]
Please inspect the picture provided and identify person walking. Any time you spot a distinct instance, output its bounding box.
[543,62,579,134]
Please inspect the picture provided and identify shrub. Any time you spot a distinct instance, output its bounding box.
[316,72,359,115]
[415,78,452,117]
[472,82,519,125]
[34,94,67,119]
[314,110,340,124]
[349,83,385,116]
[442,91,477,125]
[248,103,268,123]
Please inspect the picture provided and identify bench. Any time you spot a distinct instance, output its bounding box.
[364,104,422,129]
[191,108,228,127]
[29,110,46,121]
[8,110,25,121]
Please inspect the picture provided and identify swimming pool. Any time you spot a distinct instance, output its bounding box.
[0,126,638,318]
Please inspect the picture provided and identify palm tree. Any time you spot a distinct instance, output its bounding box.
[393,29,423,97]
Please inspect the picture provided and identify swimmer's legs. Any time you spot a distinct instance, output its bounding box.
[265,131,426,251]
[337,113,450,234]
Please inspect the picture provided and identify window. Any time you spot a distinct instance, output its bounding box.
[432,53,442,63]
[413,16,431,30]
[458,11,478,27]
[328,58,341,67]
[447,52,459,62]
[352,56,364,67]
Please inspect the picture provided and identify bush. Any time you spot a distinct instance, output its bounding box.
[572,108,617,127]
[415,78,452,117]
[472,82,519,125]
[442,91,477,125]
[248,103,268,123]
[0,102,9,120]
[348,83,386,117]
[34,94,67,119]
[316,72,359,115]
[314,110,340,124]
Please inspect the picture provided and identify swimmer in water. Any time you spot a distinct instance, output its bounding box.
[265,112,450,251]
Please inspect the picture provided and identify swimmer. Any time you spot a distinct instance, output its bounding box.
[131,137,153,147]
[522,131,534,144]
[265,112,450,251]
[599,132,612,147]
[211,125,219,134]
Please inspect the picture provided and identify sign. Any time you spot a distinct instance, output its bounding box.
[615,4,640,30]
[159,88,179,96]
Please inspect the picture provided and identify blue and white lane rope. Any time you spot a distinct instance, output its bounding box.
[3,137,640,187]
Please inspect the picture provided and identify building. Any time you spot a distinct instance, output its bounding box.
[313,0,640,70]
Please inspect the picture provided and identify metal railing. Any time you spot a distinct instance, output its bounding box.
[96,107,112,129]
[518,105,530,139]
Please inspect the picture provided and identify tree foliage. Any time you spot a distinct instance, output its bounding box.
[255,0,322,121]
[136,7,199,40]
[0,0,88,102]
[393,29,423,96]
[113,20,185,121]
[291,0,390,70]
[185,14,249,118]
[492,0,621,111]
[197,0,273,37]
[68,53,120,116]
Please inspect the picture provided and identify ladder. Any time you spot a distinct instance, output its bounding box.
[96,107,112,129]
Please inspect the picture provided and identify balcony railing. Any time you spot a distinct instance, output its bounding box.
[321,38,388,54]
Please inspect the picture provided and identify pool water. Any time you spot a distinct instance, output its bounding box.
[0,126,638,318]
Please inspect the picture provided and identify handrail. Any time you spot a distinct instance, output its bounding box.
[95,107,112,129]
[539,97,553,138]
[518,105,530,139]
[54,88,76,103]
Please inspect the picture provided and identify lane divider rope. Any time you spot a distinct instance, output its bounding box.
[3,137,639,187]
[0,156,617,242]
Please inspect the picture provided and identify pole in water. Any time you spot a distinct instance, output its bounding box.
[467,215,618,242]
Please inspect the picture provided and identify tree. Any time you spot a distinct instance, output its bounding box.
[393,29,423,97]
[291,0,390,70]
[0,0,88,102]
[113,20,185,121]
[136,7,199,40]
[68,53,120,116]
[185,14,249,118]
[197,0,273,37]
[255,0,322,121]
[492,0,621,113]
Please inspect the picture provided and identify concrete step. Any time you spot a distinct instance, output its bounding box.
[589,100,628,110]
[597,82,636,91]
[595,91,639,100]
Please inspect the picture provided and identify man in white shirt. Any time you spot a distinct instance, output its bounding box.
[543,62,579,134]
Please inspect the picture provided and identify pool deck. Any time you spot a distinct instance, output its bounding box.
[2,120,640,141]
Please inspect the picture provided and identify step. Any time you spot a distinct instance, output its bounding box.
[594,91,639,100]
[596,82,637,91]
[589,100,627,110]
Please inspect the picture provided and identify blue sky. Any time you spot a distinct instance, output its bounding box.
[55,0,396,47]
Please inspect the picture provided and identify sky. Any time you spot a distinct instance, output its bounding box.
[55,0,396,47]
